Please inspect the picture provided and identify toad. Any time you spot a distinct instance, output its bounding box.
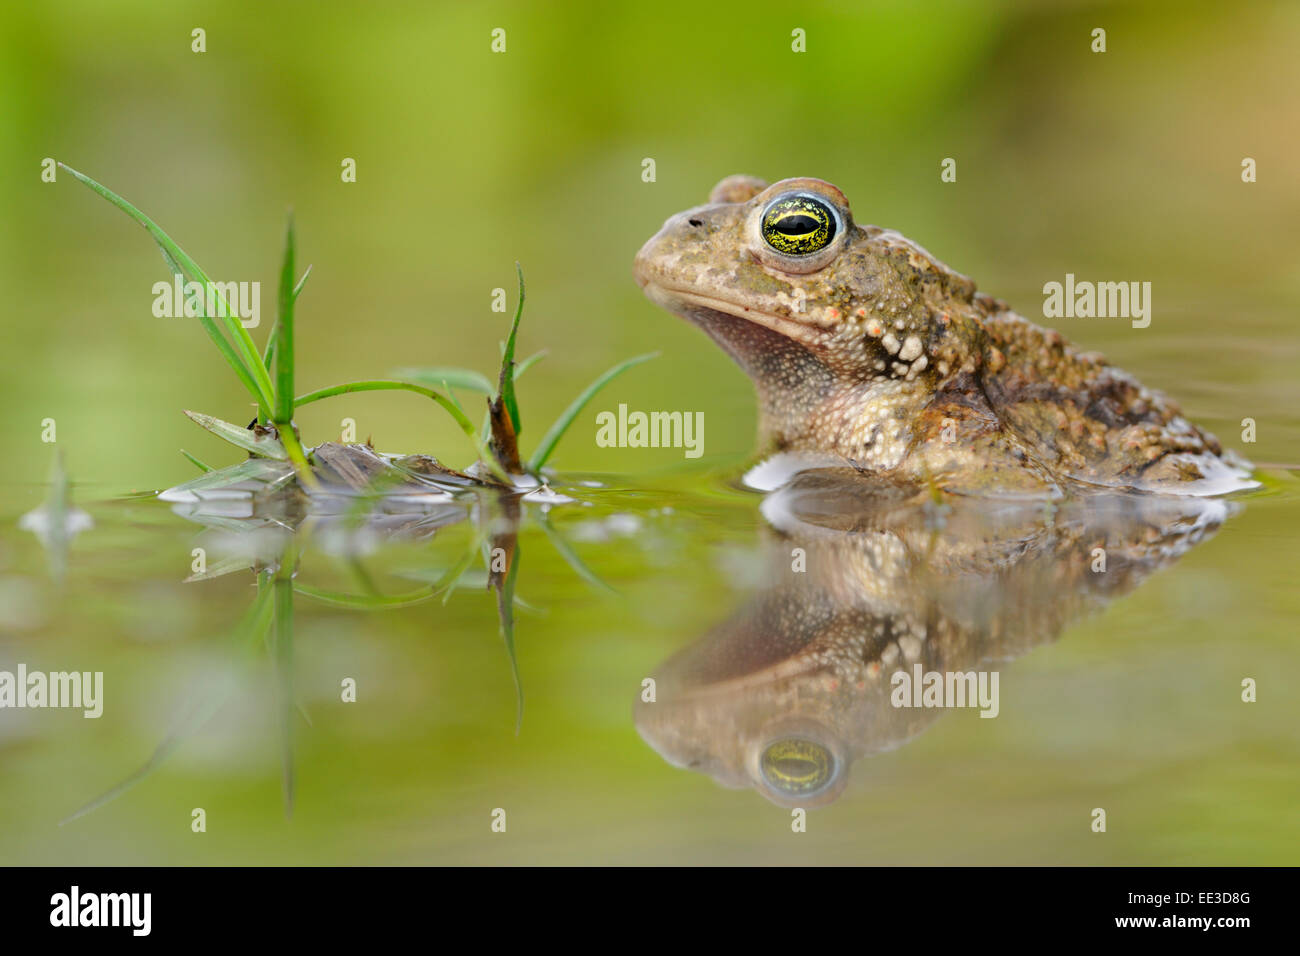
[634,176,1254,496]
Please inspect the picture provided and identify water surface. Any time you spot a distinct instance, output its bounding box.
[1,456,1295,865]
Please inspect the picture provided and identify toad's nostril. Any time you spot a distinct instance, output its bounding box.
[688,218,703,227]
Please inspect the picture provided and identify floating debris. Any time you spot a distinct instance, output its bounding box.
[18,451,92,581]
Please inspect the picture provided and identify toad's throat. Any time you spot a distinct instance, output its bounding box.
[642,282,844,449]
[641,282,835,401]
[643,284,818,347]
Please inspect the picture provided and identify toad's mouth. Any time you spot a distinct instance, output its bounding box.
[637,280,833,387]
[638,281,819,346]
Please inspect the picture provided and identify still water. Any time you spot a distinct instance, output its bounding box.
[1,445,1296,865]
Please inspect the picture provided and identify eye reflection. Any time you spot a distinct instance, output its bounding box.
[760,737,835,795]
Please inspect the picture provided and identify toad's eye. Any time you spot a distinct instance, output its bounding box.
[761,195,837,256]
[759,737,835,796]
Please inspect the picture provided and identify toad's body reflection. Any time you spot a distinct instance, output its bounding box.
[636,468,1235,807]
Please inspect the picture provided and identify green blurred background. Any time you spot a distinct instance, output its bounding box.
[2,0,1296,487]
[0,1,1297,865]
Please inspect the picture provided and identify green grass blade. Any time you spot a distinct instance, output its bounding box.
[184,410,288,459]
[442,382,468,418]
[274,214,296,424]
[393,352,543,396]
[156,234,268,413]
[163,458,295,497]
[150,239,267,409]
[277,425,318,490]
[537,511,616,594]
[439,537,482,605]
[492,541,524,734]
[60,574,275,825]
[59,163,275,416]
[270,219,319,488]
[294,583,439,610]
[513,349,546,381]
[497,263,525,435]
[180,449,213,473]
[183,555,256,583]
[261,325,278,381]
[272,554,296,817]
[526,352,659,472]
[60,685,226,825]
[265,231,315,489]
[292,264,312,300]
[262,265,308,375]
[295,380,474,436]
[392,366,495,394]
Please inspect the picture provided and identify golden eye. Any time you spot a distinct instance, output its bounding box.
[759,738,835,795]
[761,194,837,256]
